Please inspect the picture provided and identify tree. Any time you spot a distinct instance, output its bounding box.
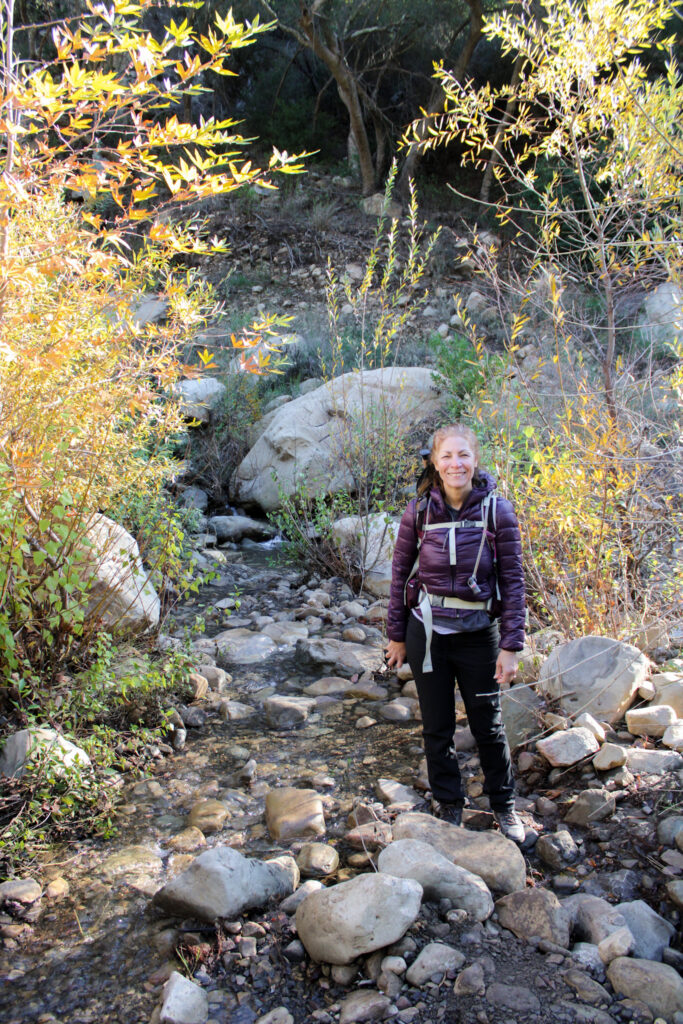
[0,0,305,678]
[409,0,683,636]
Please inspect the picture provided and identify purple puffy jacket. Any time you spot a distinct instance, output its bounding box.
[387,472,526,651]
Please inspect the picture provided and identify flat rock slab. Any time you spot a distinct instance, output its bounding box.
[303,676,354,697]
[486,982,541,1014]
[538,636,649,723]
[153,847,299,922]
[375,778,422,810]
[295,871,422,965]
[262,622,309,646]
[392,812,526,894]
[266,787,326,842]
[214,628,277,665]
[101,846,163,879]
[625,748,683,774]
[295,638,384,677]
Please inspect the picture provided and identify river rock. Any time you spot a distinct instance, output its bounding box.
[626,704,678,737]
[264,695,317,729]
[280,879,325,913]
[574,713,606,741]
[219,700,256,722]
[536,728,600,766]
[330,514,398,598]
[486,982,541,1014]
[295,637,384,676]
[166,828,207,854]
[607,957,683,1019]
[650,672,683,716]
[197,665,231,692]
[562,968,611,1005]
[380,700,414,721]
[564,789,616,826]
[375,779,422,810]
[500,683,543,747]
[173,377,226,423]
[405,942,466,986]
[454,962,486,995]
[562,894,627,943]
[378,839,493,921]
[536,830,580,870]
[658,814,683,846]
[303,676,354,697]
[0,878,42,904]
[593,743,627,771]
[265,788,325,841]
[638,280,683,354]
[598,925,635,964]
[496,889,571,946]
[0,727,92,779]
[255,1010,293,1024]
[82,514,160,632]
[153,847,299,922]
[663,722,683,750]
[188,799,230,834]
[614,899,675,961]
[625,748,683,774]
[338,990,393,1024]
[392,812,526,894]
[538,636,649,723]
[231,367,446,513]
[295,872,422,965]
[296,843,339,877]
[214,628,277,665]
[208,515,276,544]
[262,622,309,647]
[345,821,392,849]
[159,970,208,1024]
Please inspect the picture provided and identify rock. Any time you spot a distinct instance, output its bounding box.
[100,846,163,881]
[263,622,309,647]
[295,637,385,677]
[219,700,256,722]
[562,894,627,944]
[598,926,635,964]
[198,665,231,692]
[159,970,208,1024]
[454,962,486,995]
[180,485,208,511]
[255,1010,294,1024]
[496,889,571,947]
[173,376,226,423]
[486,982,541,1014]
[361,193,402,219]
[231,367,446,513]
[607,957,683,1020]
[572,942,606,976]
[264,695,317,729]
[574,713,606,742]
[536,830,580,870]
[638,281,683,355]
[380,700,414,722]
[405,942,466,986]
[330,514,398,598]
[375,779,422,811]
[207,515,276,544]
[625,748,683,774]
[279,879,324,913]
[266,788,325,842]
[188,799,230,834]
[153,847,299,922]
[0,878,42,904]
[295,872,422,965]
[666,880,683,909]
[537,728,600,766]
[564,789,616,826]
[538,636,650,723]
[392,812,526,894]
[626,705,678,738]
[296,843,339,877]
[663,722,683,751]
[214,628,277,665]
[165,828,207,854]
[615,900,675,961]
[338,990,393,1024]
[500,683,543,747]
[345,821,392,850]
[562,968,611,1005]
[0,728,91,779]
[658,815,683,846]
[650,673,683,716]
[378,839,493,921]
[593,743,627,771]
[304,677,353,697]
[82,514,160,632]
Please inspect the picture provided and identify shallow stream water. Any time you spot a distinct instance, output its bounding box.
[0,544,417,1024]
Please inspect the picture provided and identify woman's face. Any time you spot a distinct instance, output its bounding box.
[434,433,477,502]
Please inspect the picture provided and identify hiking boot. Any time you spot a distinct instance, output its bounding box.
[494,809,525,843]
[432,800,463,826]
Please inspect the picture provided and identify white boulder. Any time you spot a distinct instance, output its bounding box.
[173,377,226,423]
[538,636,649,723]
[331,514,398,598]
[81,514,159,632]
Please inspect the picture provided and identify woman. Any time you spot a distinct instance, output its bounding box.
[386,424,526,842]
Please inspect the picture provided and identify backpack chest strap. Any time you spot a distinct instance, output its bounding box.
[421,518,486,566]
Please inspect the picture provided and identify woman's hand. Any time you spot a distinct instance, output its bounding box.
[495,649,519,686]
[386,640,407,670]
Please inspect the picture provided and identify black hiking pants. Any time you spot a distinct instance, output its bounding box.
[405,615,515,811]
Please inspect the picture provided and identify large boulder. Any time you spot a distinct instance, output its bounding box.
[295,872,422,965]
[537,636,649,724]
[638,281,683,356]
[0,728,91,779]
[377,839,493,921]
[392,812,526,894]
[152,847,298,922]
[607,957,683,1020]
[295,637,384,677]
[173,377,226,423]
[231,367,446,513]
[81,514,160,633]
[207,515,276,544]
[330,514,398,598]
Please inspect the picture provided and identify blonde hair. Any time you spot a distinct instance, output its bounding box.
[418,423,482,497]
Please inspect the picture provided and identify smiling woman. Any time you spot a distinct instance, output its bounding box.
[385,423,527,842]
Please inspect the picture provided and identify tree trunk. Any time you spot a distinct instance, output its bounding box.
[479,52,524,204]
